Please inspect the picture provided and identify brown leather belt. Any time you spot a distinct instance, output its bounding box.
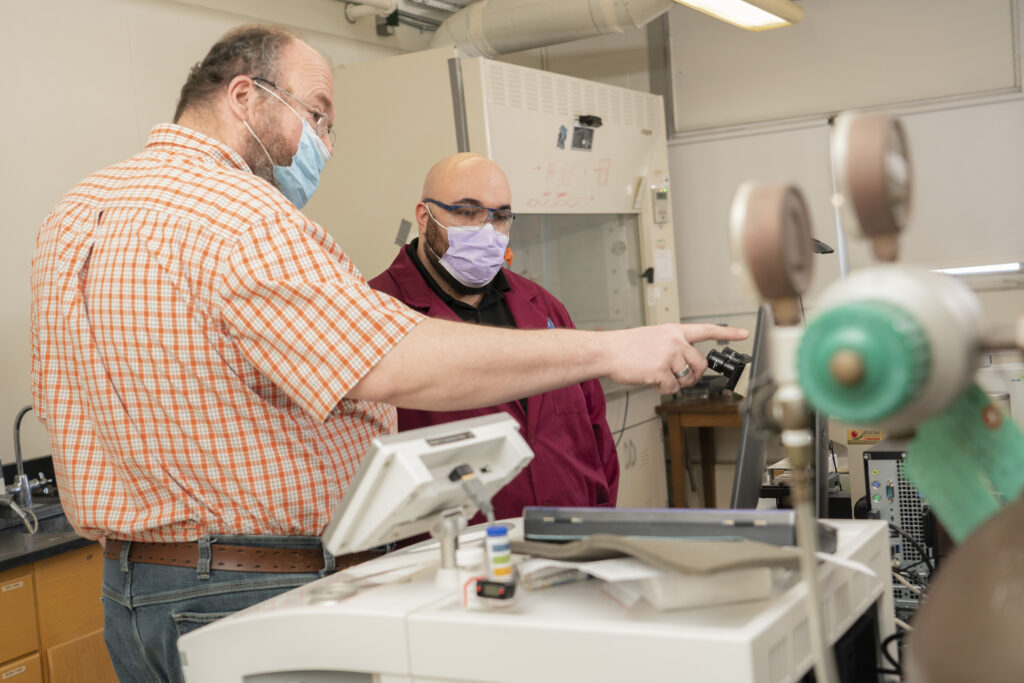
[103,539,379,573]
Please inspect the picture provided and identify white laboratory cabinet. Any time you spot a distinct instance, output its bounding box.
[306,48,680,507]
[178,520,894,683]
[606,388,669,508]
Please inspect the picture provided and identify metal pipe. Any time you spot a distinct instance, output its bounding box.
[345,0,397,21]
[430,0,674,58]
[790,466,840,683]
[13,406,31,479]
[10,405,33,508]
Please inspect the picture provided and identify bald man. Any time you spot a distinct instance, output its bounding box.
[369,154,619,517]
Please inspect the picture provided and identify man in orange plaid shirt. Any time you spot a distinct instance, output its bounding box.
[31,25,745,682]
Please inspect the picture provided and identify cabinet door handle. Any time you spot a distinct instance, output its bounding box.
[2,665,28,679]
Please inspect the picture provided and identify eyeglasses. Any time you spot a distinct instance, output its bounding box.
[250,76,335,146]
[423,198,516,230]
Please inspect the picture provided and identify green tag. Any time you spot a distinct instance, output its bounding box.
[905,383,1024,544]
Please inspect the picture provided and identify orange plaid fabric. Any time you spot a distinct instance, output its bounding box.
[31,124,424,542]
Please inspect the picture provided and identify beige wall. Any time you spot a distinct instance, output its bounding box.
[666,2,1024,325]
[667,0,1017,134]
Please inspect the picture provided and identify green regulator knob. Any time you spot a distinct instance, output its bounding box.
[797,300,930,424]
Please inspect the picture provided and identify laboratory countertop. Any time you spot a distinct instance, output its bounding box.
[0,495,95,572]
[0,529,94,572]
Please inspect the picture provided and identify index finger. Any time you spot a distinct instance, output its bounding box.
[681,323,749,343]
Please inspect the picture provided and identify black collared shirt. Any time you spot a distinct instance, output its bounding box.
[407,239,517,328]
[407,240,526,413]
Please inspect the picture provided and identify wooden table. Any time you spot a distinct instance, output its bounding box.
[655,393,744,508]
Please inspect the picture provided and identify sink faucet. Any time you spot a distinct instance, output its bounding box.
[6,405,35,509]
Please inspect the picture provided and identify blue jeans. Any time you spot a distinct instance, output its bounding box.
[101,535,334,683]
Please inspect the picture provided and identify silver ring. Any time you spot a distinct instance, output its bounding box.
[674,365,691,379]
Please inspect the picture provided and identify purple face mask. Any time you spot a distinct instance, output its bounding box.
[427,207,510,287]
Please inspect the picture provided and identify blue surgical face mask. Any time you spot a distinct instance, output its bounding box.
[244,86,330,208]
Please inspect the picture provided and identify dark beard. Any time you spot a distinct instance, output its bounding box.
[241,122,292,193]
[423,217,492,297]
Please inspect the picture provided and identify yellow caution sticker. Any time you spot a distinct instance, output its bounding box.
[847,429,884,444]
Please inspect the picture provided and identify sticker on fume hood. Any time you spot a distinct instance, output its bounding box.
[571,125,594,151]
[556,125,567,149]
[654,249,673,283]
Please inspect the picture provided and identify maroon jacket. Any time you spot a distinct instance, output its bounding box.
[368,245,618,519]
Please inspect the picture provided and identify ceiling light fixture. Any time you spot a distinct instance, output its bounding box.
[674,0,804,31]
[934,262,1023,277]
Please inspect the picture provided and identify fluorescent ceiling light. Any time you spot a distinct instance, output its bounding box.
[674,0,804,30]
[934,263,1023,277]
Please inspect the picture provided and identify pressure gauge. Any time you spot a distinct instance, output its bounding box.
[729,182,814,324]
[831,112,912,261]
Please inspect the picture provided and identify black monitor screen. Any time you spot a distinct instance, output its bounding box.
[729,303,830,517]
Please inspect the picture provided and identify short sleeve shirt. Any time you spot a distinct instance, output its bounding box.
[30,124,423,542]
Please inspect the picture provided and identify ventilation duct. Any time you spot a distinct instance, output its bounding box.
[429,0,674,57]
